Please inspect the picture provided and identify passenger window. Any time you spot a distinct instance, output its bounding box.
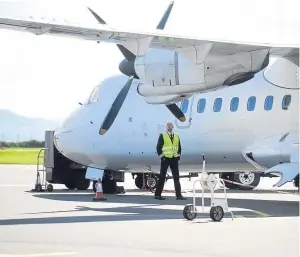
[282,95,291,110]
[197,98,206,113]
[264,95,274,111]
[181,99,189,113]
[247,96,256,111]
[230,97,239,112]
[213,98,222,112]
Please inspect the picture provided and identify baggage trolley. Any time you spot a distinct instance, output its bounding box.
[33,148,53,192]
[183,155,233,222]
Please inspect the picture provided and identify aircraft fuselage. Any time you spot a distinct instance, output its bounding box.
[54,57,299,175]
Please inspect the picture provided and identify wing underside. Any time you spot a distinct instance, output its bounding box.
[0,12,298,63]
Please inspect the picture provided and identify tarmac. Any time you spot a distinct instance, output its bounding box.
[0,164,299,257]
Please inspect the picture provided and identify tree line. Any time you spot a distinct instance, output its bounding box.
[0,140,45,148]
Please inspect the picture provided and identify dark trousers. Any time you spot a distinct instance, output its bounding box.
[155,157,182,197]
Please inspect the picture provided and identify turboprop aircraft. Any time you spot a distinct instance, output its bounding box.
[0,1,299,191]
[51,54,299,191]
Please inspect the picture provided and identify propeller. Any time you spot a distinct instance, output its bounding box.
[99,76,134,135]
[87,1,186,135]
[166,104,186,122]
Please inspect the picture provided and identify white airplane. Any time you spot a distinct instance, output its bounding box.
[0,1,299,192]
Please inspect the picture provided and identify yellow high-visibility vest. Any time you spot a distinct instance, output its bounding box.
[162,132,180,158]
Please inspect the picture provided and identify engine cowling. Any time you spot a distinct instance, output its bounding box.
[134,48,270,98]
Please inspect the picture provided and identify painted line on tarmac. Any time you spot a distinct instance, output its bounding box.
[251,210,271,217]
[233,215,244,218]
[0,252,78,257]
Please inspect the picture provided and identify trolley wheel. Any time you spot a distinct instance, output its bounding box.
[47,184,53,192]
[183,204,197,221]
[210,206,224,222]
[35,183,42,192]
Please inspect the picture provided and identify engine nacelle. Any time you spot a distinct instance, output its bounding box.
[134,48,270,97]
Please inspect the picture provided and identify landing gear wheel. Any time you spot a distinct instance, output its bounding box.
[210,206,224,222]
[35,183,42,192]
[65,181,76,190]
[234,172,260,190]
[183,204,197,220]
[76,178,90,191]
[220,173,238,189]
[135,176,144,189]
[47,184,53,192]
[293,175,299,189]
[147,174,158,191]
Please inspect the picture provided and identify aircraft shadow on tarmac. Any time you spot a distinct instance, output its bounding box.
[0,192,298,226]
[27,187,299,194]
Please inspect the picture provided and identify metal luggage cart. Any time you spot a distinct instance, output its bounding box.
[33,148,53,192]
[183,155,233,222]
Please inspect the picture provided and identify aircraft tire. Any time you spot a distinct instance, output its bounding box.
[135,174,158,190]
[293,175,299,188]
[65,181,76,190]
[135,176,146,189]
[147,174,158,191]
[220,173,238,189]
[76,178,90,191]
[233,172,260,190]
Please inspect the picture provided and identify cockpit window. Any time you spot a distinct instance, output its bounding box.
[88,86,100,104]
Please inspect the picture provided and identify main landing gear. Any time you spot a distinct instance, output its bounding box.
[133,172,199,191]
[220,172,261,190]
[133,173,158,191]
[64,173,91,191]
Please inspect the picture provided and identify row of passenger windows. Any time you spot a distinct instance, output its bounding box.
[180,95,292,114]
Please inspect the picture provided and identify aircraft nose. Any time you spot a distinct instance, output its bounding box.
[54,128,74,156]
[53,108,93,166]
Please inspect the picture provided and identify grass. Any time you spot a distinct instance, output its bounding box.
[0,147,44,165]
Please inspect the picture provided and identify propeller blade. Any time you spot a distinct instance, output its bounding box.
[99,76,134,135]
[117,44,136,61]
[156,1,175,30]
[166,104,186,122]
[87,7,137,75]
[87,7,107,24]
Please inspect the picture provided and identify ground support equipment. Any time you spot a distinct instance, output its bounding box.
[183,155,233,222]
[32,148,53,192]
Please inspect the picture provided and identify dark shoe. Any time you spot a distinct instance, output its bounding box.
[176,196,187,200]
[154,196,166,200]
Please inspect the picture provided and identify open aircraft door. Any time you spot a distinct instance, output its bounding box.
[175,95,195,129]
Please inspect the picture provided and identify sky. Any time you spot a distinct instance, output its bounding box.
[0,0,299,123]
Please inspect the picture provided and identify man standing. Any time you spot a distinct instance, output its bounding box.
[154,121,187,200]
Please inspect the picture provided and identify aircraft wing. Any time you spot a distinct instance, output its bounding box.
[0,1,298,63]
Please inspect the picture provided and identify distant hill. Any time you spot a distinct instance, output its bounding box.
[0,110,60,142]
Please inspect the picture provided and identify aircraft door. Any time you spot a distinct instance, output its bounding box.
[175,96,195,129]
